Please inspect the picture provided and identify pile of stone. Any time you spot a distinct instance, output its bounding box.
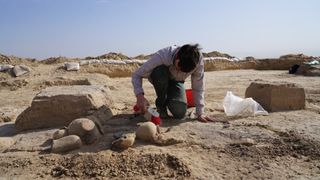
[0,64,30,77]
[13,85,114,153]
[51,118,103,153]
[15,85,113,131]
[0,54,11,63]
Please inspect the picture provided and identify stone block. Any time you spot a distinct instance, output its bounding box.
[12,65,30,77]
[245,81,305,112]
[15,85,113,131]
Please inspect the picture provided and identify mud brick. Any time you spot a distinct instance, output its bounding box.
[245,81,305,112]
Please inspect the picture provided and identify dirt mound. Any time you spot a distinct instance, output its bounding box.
[133,53,154,60]
[255,58,310,70]
[86,52,130,60]
[203,53,314,71]
[295,64,320,76]
[0,79,29,91]
[280,54,314,61]
[0,152,190,179]
[47,152,191,178]
[80,63,139,77]
[203,51,233,58]
[77,58,310,78]
[204,58,310,71]
[0,54,36,65]
[225,130,320,160]
[0,54,11,63]
[40,56,69,64]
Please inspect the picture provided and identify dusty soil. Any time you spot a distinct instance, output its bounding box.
[0,62,320,179]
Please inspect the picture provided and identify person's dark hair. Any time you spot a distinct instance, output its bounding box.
[176,44,201,73]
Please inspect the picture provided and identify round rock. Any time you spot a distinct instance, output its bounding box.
[52,128,68,140]
[51,135,82,153]
[111,133,136,150]
[136,122,157,142]
[68,118,101,144]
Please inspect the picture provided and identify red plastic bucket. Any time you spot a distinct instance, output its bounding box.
[186,89,195,107]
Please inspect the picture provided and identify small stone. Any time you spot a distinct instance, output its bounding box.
[239,138,256,146]
[111,133,136,150]
[12,65,30,77]
[68,118,102,144]
[136,122,157,142]
[52,128,68,140]
[51,135,82,153]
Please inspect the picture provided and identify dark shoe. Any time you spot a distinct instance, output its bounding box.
[157,108,169,119]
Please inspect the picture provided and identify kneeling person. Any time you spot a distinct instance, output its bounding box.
[132,44,214,123]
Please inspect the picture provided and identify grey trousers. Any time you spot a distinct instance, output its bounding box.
[150,65,187,118]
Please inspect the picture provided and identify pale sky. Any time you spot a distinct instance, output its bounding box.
[0,0,319,59]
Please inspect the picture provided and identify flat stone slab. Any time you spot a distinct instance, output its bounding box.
[15,85,113,131]
[245,81,305,112]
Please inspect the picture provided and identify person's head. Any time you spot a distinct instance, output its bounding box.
[175,44,201,73]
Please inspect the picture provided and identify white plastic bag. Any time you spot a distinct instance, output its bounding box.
[223,91,268,117]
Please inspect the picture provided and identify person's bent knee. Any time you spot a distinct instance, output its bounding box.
[167,100,187,119]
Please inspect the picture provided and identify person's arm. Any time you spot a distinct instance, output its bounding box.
[135,93,148,113]
[131,47,173,113]
[191,58,205,116]
[191,56,215,123]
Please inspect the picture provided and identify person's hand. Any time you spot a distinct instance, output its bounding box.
[197,114,216,123]
[136,93,149,114]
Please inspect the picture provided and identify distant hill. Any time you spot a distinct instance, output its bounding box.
[132,54,154,60]
[279,53,313,60]
[0,54,37,64]
[41,56,69,64]
[203,51,234,58]
[132,51,234,60]
[1,51,318,64]
[85,52,130,60]
[84,50,235,60]
[132,51,235,59]
[0,54,11,63]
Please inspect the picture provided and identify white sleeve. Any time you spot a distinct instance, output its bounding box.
[131,47,172,95]
[191,56,205,116]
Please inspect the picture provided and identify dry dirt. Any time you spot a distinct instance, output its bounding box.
[0,62,320,179]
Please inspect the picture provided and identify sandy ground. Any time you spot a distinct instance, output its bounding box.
[0,63,320,179]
